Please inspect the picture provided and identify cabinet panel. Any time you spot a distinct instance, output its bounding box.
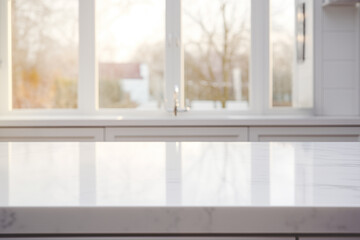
[106,127,248,141]
[249,127,360,142]
[0,128,104,142]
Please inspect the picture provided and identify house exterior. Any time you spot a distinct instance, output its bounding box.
[99,62,150,106]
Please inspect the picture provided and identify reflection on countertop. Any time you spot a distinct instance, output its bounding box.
[0,142,359,207]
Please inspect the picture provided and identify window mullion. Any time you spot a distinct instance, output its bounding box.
[251,0,270,114]
[165,0,183,111]
[0,0,11,115]
[79,0,97,114]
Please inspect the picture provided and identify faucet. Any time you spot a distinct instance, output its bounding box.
[171,85,190,116]
[173,86,180,116]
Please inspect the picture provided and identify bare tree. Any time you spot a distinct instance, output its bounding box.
[184,0,250,108]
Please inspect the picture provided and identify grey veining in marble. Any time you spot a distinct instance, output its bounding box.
[1,207,360,234]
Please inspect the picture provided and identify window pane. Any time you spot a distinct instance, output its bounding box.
[271,0,313,108]
[271,0,295,107]
[97,0,165,109]
[12,0,78,109]
[183,0,251,110]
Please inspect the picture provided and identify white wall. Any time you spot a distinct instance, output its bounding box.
[315,2,360,116]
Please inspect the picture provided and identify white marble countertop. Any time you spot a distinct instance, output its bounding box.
[0,142,360,236]
[0,116,360,127]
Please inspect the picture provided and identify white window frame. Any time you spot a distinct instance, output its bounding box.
[0,0,11,116]
[0,0,314,118]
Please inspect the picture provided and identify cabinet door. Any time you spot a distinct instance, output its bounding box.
[105,127,248,141]
[249,127,360,142]
[0,128,104,141]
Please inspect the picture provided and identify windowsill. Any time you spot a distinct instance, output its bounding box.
[0,115,360,127]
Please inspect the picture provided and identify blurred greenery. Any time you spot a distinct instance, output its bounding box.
[12,0,78,109]
[99,80,138,108]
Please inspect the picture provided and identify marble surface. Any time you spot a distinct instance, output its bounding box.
[0,142,359,207]
[0,142,359,235]
[1,207,360,235]
[1,116,360,127]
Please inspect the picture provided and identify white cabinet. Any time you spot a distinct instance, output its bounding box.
[249,127,360,142]
[0,128,104,142]
[1,126,360,142]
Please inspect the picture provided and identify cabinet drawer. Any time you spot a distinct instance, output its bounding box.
[0,128,104,142]
[249,127,360,142]
[106,127,248,141]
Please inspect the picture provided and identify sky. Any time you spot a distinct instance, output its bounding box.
[97,0,294,62]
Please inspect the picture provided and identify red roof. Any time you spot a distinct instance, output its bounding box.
[99,63,143,80]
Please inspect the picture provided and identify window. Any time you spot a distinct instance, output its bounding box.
[0,0,313,117]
